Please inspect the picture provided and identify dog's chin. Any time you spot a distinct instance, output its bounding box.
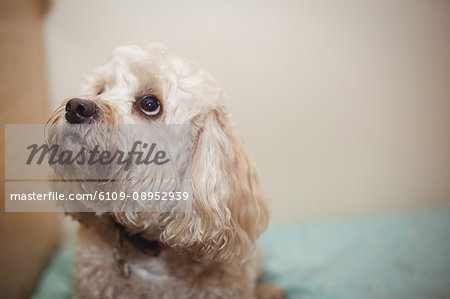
[49,119,117,157]
[48,120,87,148]
[47,121,107,182]
[60,124,84,142]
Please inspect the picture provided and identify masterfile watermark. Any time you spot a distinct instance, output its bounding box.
[5,124,193,212]
[26,141,170,171]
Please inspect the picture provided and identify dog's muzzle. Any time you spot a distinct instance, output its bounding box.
[65,98,97,124]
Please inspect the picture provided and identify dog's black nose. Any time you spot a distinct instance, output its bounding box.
[65,98,97,124]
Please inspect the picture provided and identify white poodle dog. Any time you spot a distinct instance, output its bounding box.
[47,44,284,299]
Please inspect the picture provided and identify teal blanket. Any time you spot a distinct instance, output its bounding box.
[33,205,450,299]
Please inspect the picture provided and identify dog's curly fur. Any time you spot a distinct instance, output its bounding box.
[48,44,284,299]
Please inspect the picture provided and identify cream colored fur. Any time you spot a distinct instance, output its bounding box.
[48,44,284,299]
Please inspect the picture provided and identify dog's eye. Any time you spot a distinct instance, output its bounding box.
[138,95,161,116]
[97,88,105,95]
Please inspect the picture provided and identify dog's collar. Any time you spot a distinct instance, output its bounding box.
[113,220,167,257]
[112,219,167,279]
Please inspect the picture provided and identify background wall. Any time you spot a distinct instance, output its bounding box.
[1,1,61,298]
[44,0,450,224]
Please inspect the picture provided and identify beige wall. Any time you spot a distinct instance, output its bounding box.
[44,0,450,224]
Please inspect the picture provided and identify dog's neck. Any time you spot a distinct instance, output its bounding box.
[111,218,167,278]
[112,219,167,257]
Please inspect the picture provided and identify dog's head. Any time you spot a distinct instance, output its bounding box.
[48,44,268,261]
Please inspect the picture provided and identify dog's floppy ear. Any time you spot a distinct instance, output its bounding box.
[161,106,269,261]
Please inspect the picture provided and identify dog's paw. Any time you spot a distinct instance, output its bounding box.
[256,283,286,299]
